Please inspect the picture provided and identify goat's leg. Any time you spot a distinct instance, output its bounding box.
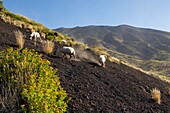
[62,53,65,59]
[38,37,42,43]
[73,54,76,59]
[99,62,104,67]
[33,41,37,46]
[102,63,106,68]
[32,37,37,46]
[69,54,72,59]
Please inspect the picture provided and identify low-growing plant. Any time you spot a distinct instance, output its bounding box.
[46,35,55,40]
[0,48,68,112]
[92,46,104,51]
[151,88,161,104]
[42,40,55,55]
[14,30,25,49]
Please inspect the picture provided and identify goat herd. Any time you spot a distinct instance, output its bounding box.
[30,31,107,67]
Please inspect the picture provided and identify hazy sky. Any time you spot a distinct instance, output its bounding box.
[3,0,170,31]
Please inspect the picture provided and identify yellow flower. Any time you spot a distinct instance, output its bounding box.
[46,89,51,93]
[11,75,14,79]
[44,104,48,110]
[54,91,58,95]
[11,56,14,59]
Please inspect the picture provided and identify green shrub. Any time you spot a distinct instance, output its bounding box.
[0,0,3,10]
[0,48,68,113]
[55,36,64,42]
[47,35,55,41]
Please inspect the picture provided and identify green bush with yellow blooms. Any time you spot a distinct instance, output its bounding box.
[0,48,68,113]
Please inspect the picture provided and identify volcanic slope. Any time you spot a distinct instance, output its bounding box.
[0,19,170,113]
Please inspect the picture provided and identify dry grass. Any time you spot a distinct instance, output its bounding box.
[16,13,32,23]
[151,88,161,104]
[14,30,25,49]
[109,56,120,64]
[42,40,54,54]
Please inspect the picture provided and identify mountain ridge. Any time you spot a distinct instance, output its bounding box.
[56,24,170,34]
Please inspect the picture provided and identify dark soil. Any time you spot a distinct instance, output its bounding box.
[0,19,170,113]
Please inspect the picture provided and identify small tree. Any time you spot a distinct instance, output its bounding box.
[0,0,3,4]
[0,0,3,11]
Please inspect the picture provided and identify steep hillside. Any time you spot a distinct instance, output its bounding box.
[55,25,170,80]
[0,18,170,113]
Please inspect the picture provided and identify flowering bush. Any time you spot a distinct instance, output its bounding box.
[0,48,68,113]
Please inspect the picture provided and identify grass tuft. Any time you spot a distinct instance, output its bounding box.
[42,40,54,54]
[168,88,170,95]
[14,30,25,49]
[151,88,161,104]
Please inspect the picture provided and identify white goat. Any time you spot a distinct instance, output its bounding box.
[61,40,67,45]
[59,46,76,59]
[30,32,42,43]
[98,55,107,67]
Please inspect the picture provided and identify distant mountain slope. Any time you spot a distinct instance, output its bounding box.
[55,25,170,79]
[55,25,170,59]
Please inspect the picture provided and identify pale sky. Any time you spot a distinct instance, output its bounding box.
[3,0,170,32]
